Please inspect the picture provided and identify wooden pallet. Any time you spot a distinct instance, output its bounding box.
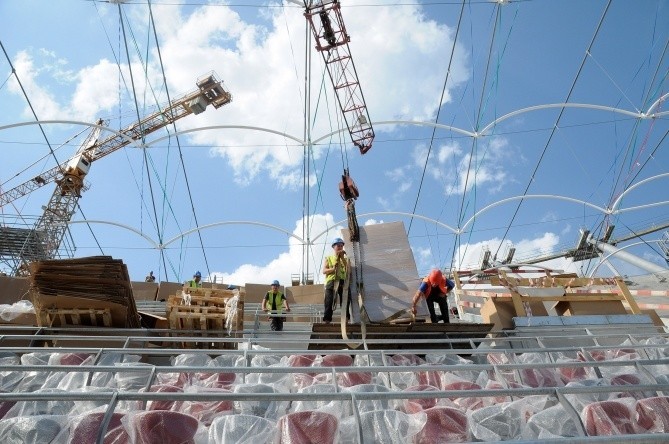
[37,308,112,328]
[167,294,243,349]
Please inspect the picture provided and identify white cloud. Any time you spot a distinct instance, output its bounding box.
[453,232,561,270]
[210,212,343,286]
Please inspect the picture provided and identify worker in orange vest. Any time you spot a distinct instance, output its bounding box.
[411,269,454,323]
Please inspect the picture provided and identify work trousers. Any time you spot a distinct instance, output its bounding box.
[323,279,352,323]
[426,292,450,323]
[270,316,285,331]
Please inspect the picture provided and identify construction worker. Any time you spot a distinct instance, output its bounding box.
[145,271,156,282]
[411,269,454,323]
[322,237,352,324]
[186,271,202,288]
[263,280,290,331]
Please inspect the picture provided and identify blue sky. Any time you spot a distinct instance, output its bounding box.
[1,0,668,285]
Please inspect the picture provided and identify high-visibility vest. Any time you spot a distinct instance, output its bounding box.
[421,276,454,297]
[325,255,347,284]
[265,291,285,312]
[187,280,201,288]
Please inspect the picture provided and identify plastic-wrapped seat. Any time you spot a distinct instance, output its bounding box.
[582,399,636,436]
[208,414,275,444]
[344,384,392,414]
[67,411,125,444]
[526,403,581,440]
[341,409,425,443]
[233,383,288,419]
[0,415,68,444]
[145,384,183,411]
[277,410,338,444]
[124,410,201,444]
[635,396,669,433]
[402,384,439,413]
[291,384,338,413]
[2,388,75,419]
[414,406,468,443]
[178,387,234,426]
[469,404,523,441]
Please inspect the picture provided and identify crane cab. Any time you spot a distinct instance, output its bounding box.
[66,154,91,177]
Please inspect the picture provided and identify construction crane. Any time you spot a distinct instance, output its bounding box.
[303,0,374,154]
[0,73,232,276]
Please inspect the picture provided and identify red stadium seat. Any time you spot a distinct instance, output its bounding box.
[582,400,636,436]
[414,406,468,443]
[277,411,338,444]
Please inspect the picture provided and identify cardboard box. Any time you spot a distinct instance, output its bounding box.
[553,300,627,316]
[480,297,549,330]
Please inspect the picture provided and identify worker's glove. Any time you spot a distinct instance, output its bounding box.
[411,305,417,315]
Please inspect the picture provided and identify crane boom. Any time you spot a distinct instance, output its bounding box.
[1,73,231,275]
[304,0,374,154]
[0,73,231,208]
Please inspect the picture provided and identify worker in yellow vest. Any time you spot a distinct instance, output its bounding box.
[263,280,291,331]
[322,237,352,324]
[186,271,202,288]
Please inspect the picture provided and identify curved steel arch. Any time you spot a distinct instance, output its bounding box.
[460,195,609,234]
[69,220,306,251]
[310,211,459,245]
[148,125,305,147]
[68,220,160,249]
[162,221,306,248]
[611,173,669,213]
[0,120,144,150]
[587,239,666,277]
[479,103,659,136]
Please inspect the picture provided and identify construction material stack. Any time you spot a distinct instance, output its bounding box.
[29,255,140,328]
[167,286,244,349]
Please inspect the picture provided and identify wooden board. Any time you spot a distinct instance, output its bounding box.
[309,322,494,351]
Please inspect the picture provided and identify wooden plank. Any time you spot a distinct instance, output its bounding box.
[615,276,642,314]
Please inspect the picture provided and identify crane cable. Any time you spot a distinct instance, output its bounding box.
[147,0,213,281]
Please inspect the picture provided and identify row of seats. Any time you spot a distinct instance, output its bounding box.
[1,395,668,442]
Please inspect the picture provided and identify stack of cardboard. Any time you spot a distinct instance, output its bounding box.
[29,256,141,328]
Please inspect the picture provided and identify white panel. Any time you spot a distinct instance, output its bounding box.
[343,221,427,323]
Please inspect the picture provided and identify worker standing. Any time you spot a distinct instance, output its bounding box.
[145,271,156,282]
[322,238,352,324]
[186,271,202,288]
[263,280,291,331]
[411,269,454,323]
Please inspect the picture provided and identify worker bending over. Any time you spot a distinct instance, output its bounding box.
[411,269,454,323]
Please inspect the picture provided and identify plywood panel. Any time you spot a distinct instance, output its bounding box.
[0,276,30,304]
[131,282,159,301]
[157,282,183,302]
[343,221,428,323]
[245,283,284,304]
[286,285,324,304]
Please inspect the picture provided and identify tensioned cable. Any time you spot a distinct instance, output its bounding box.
[0,40,106,263]
[117,5,181,279]
[492,0,614,260]
[590,25,667,243]
[407,0,466,236]
[453,2,503,269]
